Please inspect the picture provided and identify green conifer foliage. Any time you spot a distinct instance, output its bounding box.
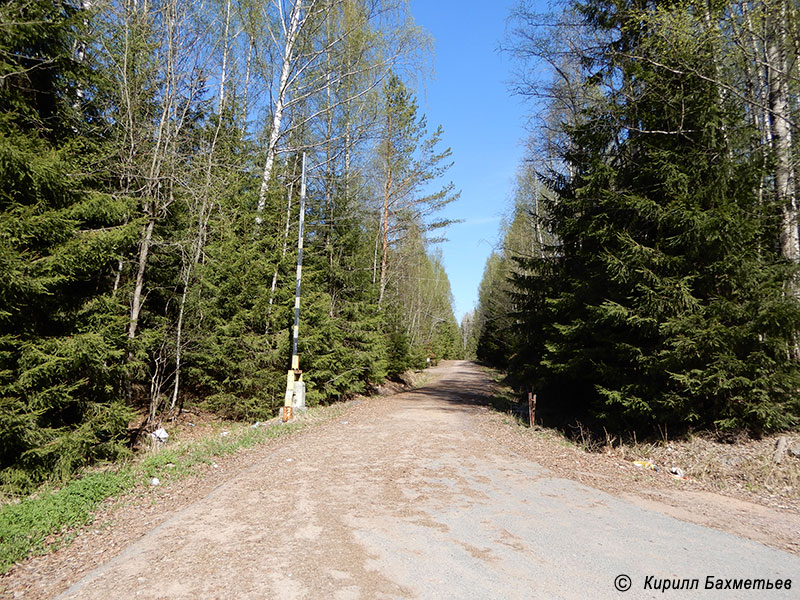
[300,172,389,402]
[183,178,285,420]
[475,253,511,366]
[0,2,461,493]
[509,0,800,434]
[473,190,542,370]
[0,0,135,493]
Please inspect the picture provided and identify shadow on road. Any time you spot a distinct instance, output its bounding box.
[402,362,519,416]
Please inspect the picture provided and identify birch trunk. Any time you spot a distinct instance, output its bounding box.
[217,0,231,112]
[256,0,304,216]
[128,215,155,342]
[766,0,799,264]
[243,37,253,128]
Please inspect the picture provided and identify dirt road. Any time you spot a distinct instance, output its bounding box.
[39,362,800,598]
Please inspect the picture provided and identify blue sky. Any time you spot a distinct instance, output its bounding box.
[408,0,532,322]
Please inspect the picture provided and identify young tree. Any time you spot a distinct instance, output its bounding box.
[375,74,459,305]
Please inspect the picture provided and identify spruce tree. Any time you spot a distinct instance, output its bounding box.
[0,0,135,492]
[510,0,800,434]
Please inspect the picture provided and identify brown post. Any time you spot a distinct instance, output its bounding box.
[528,392,536,427]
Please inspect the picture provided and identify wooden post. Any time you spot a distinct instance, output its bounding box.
[528,392,536,427]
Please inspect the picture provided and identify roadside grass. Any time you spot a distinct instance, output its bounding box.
[0,470,134,575]
[0,407,334,574]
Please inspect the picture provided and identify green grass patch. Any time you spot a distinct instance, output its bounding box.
[0,409,327,574]
[0,470,133,573]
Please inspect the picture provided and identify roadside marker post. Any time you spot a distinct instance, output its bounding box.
[282,153,308,423]
[528,392,536,427]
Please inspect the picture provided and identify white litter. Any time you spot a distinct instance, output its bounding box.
[151,428,169,443]
[669,467,686,479]
[150,477,160,486]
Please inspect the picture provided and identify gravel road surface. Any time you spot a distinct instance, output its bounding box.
[54,361,799,599]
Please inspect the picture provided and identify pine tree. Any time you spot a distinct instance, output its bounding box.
[375,74,459,305]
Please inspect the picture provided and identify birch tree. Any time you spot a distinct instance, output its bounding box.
[764,0,799,264]
[253,0,427,217]
[99,0,213,421]
[258,0,429,324]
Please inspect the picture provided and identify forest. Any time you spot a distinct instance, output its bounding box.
[0,0,462,495]
[5,0,800,499]
[467,0,800,437]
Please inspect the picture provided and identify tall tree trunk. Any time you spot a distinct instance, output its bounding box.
[767,0,799,264]
[372,214,380,285]
[256,0,304,216]
[217,0,231,112]
[243,36,253,128]
[128,214,155,342]
[379,105,393,306]
[379,170,391,305]
[325,61,336,317]
[703,0,730,151]
[128,0,178,349]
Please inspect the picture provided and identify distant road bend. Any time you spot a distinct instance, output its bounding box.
[56,361,799,599]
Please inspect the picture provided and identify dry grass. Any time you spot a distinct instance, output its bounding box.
[615,433,800,505]
[483,369,800,512]
[522,422,800,511]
